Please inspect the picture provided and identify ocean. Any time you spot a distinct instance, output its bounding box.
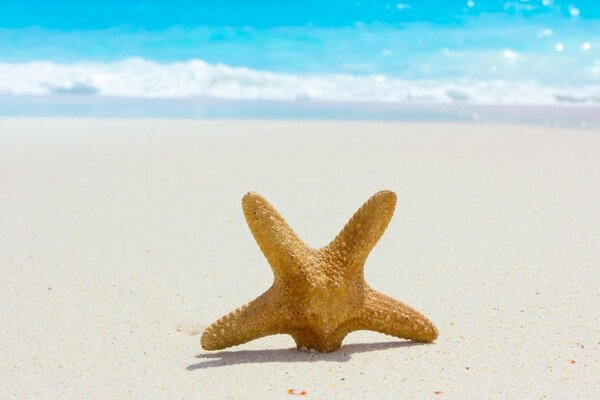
[0,0,598,121]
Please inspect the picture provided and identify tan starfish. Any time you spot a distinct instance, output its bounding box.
[201,190,438,353]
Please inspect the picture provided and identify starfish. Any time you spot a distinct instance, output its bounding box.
[201,190,438,353]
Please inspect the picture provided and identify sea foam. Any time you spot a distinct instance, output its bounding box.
[0,58,598,106]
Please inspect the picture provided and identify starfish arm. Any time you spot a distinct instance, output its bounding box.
[201,288,289,350]
[242,192,311,279]
[323,191,396,271]
[358,289,438,343]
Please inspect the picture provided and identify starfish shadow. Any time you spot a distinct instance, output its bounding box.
[187,340,428,370]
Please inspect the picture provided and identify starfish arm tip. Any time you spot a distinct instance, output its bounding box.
[373,190,397,209]
[377,189,396,198]
[242,192,263,209]
[242,190,260,199]
[323,190,397,268]
[200,325,223,351]
[360,290,439,344]
[200,329,217,351]
[199,289,286,351]
[413,321,439,343]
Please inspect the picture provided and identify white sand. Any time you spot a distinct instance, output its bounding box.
[1,118,599,399]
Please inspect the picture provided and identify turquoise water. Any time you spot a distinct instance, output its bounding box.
[0,1,598,109]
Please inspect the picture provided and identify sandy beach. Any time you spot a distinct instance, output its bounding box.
[1,118,599,399]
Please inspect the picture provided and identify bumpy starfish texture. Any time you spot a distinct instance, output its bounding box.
[201,190,438,353]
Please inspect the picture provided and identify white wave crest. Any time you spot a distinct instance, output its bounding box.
[0,58,598,106]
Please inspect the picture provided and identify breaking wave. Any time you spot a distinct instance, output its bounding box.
[1,58,598,106]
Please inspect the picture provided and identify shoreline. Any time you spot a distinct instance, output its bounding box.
[1,96,599,129]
